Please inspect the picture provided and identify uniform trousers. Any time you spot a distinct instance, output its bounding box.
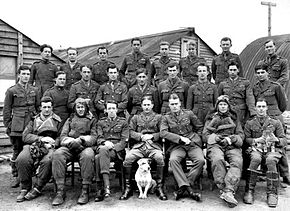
[249,150,282,172]
[16,145,53,190]
[169,144,205,187]
[52,146,95,186]
[207,145,242,192]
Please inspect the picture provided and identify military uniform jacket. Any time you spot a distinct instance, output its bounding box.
[43,85,70,124]
[29,59,59,96]
[261,53,289,87]
[158,78,189,114]
[211,52,243,85]
[97,116,129,152]
[150,56,173,84]
[95,80,128,112]
[127,83,159,115]
[253,80,287,116]
[68,80,100,116]
[23,113,62,145]
[59,61,83,90]
[3,83,40,136]
[160,109,203,151]
[218,77,256,116]
[60,113,97,147]
[129,112,162,150]
[179,55,207,85]
[186,81,218,123]
[92,60,115,85]
[120,52,151,76]
[244,115,287,151]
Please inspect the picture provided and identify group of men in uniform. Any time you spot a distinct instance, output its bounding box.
[3,36,290,208]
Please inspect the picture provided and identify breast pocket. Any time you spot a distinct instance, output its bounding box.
[161,89,170,101]
[27,91,37,105]
[13,93,25,106]
[271,64,281,78]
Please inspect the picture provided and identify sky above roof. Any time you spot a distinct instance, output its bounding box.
[1,0,289,54]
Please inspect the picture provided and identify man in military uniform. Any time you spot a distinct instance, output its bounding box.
[120,96,167,201]
[211,37,243,85]
[29,44,59,96]
[59,47,83,90]
[204,95,244,208]
[52,98,97,205]
[259,39,289,88]
[120,37,151,88]
[94,101,129,202]
[150,41,174,86]
[127,68,159,116]
[3,65,40,188]
[252,63,290,185]
[160,94,204,201]
[92,46,115,85]
[68,65,100,118]
[179,41,207,86]
[15,96,62,202]
[95,65,128,118]
[186,63,218,124]
[243,98,286,208]
[43,71,70,129]
[218,61,256,126]
[158,62,189,114]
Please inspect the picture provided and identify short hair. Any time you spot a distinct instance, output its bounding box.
[41,96,53,106]
[136,68,148,76]
[197,62,209,71]
[160,41,170,47]
[106,100,118,108]
[264,39,275,46]
[80,64,92,72]
[40,44,53,53]
[227,61,239,69]
[55,71,66,78]
[66,47,78,54]
[107,63,119,72]
[131,37,142,45]
[256,97,267,105]
[169,93,180,101]
[97,46,108,54]
[167,61,179,69]
[187,41,196,48]
[17,65,30,74]
[220,37,232,44]
[141,95,153,104]
[254,62,268,72]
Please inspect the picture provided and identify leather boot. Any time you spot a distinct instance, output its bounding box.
[243,169,258,204]
[10,159,20,188]
[52,185,65,206]
[266,171,279,208]
[24,186,41,200]
[77,184,89,205]
[187,186,201,202]
[155,166,167,200]
[220,190,238,208]
[16,190,28,202]
[119,167,133,200]
[95,182,104,202]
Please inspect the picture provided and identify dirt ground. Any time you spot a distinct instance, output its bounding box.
[0,160,290,211]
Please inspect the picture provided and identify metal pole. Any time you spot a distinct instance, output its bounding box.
[261,1,277,37]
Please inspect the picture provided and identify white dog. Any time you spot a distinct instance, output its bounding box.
[135,158,156,199]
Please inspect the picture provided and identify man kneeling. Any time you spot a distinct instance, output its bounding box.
[243,98,286,208]
[120,96,167,200]
[52,98,97,205]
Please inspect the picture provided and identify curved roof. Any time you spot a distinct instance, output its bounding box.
[240,34,290,83]
[240,34,290,109]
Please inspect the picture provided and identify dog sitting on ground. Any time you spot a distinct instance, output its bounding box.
[135,158,156,199]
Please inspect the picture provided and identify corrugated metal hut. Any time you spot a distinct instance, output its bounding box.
[55,27,216,68]
[240,34,290,109]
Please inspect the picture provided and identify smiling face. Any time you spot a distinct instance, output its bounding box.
[217,101,229,113]
[76,103,86,117]
[167,66,179,79]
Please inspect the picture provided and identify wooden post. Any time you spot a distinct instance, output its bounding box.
[261,1,277,37]
[17,32,23,68]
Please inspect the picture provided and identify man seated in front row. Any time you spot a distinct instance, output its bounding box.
[52,98,97,206]
[94,101,129,202]
[120,96,167,201]
[243,98,287,208]
[16,96,62,202]
[160,93,204,201]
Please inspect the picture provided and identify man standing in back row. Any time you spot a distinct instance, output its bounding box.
[211,37,243,85]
